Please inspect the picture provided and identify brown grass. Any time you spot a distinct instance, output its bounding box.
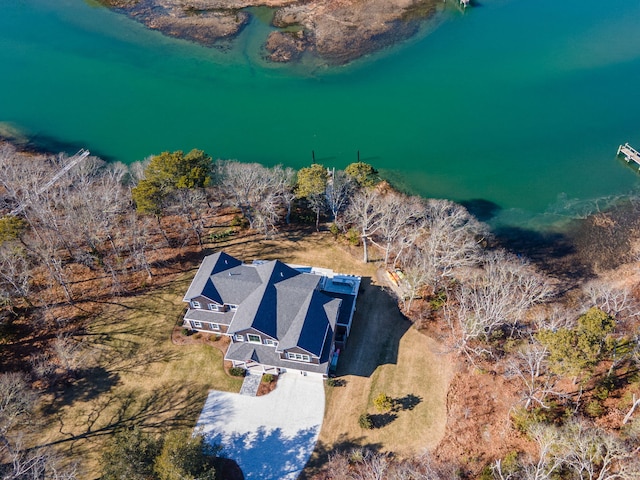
[33,227,453,478]
[35,275,243,477]
[310,272,455,467]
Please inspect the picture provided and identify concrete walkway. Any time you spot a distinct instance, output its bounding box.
[196,373,325,479]
[239,372,261,396]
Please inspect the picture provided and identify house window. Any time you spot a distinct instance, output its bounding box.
[209,323,220,331]
[234,334,244,342]
[192,321,202,328]
[191,301,201,309]
[287,352,310,362]
[208,303,217,311]
[264,339,278,347]
[247,334,261,344]
[229,304,238,311]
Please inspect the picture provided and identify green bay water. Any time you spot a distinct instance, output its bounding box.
[1,0,640,228]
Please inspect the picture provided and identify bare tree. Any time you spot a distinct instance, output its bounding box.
[506,343,562,409]
[0,373,35,438]
[448,251,553,357]
[274,165,296,225]
[395,199,486,289]
[0,245,31,308]
[515,423,565,480]
[369,192,424,266]
[560,420,640,480]
[325,169,353,225]
[583,280,639,321]
[220,161,287,235]
[344,187,385,263]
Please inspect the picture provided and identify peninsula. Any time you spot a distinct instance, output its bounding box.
[98,0,442,64]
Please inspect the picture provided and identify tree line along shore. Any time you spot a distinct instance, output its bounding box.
[1,142,640,479]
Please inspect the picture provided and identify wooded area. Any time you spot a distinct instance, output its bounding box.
[1,142,639,479]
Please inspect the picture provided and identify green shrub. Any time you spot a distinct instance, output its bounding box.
[373,393,393,412]
[479,465,493,480]
[594,375,616,400]
[181,328,190,336]
[349,448,365,463]
[585,400,605,418]
[230,215,248,228]
[229,367,246,377]
[358,413,373,429]
[262,374,274,383]
[326,378,338,387]
[511,407,547,434]
[193,333,202,340]
[428,290,447,310]
[346,228,360,246]
[208,228,234,243]
[329,223,340,237]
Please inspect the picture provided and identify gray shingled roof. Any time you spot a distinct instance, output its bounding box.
[183,252,241,301]
[184,308,235,326]
[225,342,331,375]
[185,252,344,359]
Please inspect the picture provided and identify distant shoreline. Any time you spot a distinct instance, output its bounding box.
[97,0,444,64]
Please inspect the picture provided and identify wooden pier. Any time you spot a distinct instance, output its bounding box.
[444,0,470,10]
[617,143,640,170]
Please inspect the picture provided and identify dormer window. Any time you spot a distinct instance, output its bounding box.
[264,339,278,347]
[234,334,244,342]
[287,352,310,362]
[191,301,201,309]
[247,334,261,344]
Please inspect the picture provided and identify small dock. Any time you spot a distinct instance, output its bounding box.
[444,0,470,10]
[617,143,640,169]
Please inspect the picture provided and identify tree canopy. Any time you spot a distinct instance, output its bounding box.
[296,163,328,230]
[132,149,212,215]
[344,161,379,187]
[536,307,616,379]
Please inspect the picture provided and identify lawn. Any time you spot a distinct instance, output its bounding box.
[34,228,453,477]
[310,274,454,465]
[219,230,454,462]
[36,274,243,477]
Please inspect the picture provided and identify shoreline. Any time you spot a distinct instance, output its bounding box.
[2,137,638,281]
[96,0,445,65]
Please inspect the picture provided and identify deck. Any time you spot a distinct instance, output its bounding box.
[617,143,640,169]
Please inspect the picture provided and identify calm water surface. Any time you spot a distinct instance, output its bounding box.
[1,0,640,228]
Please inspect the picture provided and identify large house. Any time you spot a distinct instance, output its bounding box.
[182,252,360,378]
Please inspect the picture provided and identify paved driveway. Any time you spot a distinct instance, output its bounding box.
[196,373,325,479]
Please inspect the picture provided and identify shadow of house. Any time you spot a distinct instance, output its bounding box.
[336,278,411,378]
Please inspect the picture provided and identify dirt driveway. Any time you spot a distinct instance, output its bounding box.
[196,373,325,479]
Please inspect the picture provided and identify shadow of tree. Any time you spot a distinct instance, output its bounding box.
[327,378,347,387]
[41,381,209,450]
[460,198,502,222]
[393,393,422,412]
[369,412,397,429]
[46,366,120,412]
[206,426,321,479]
[493,225,593,283]
[302,435,383,478]
[213,457,244,480]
